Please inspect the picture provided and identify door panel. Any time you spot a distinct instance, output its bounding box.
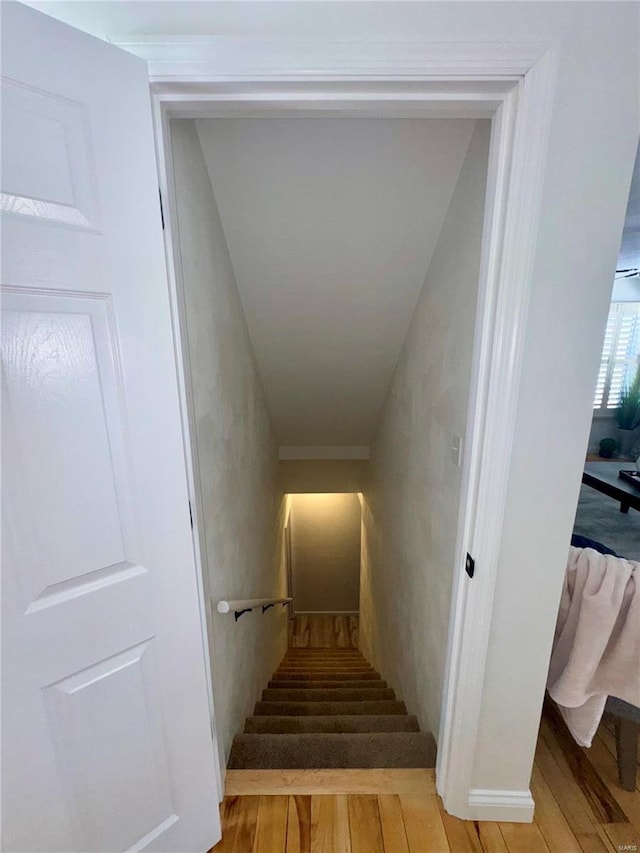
[42,641,175,853]
[1,76,100,230]
[2,293,133,609]
[1,4,221,851]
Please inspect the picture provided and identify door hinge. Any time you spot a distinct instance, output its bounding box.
[158,187,165,230]
[188,500,193,529]
[465,553,475,579]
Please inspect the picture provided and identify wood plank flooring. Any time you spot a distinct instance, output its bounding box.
[225,769,436,796]
[213,702,639,852]
[288,614,359,649]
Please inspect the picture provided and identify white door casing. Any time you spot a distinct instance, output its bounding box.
[152,72,547,823]
[1,4,221,851]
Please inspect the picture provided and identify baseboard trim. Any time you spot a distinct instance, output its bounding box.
[466,788,535,823]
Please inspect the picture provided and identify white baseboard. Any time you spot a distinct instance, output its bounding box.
[466,788,535,823]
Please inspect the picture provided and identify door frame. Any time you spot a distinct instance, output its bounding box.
[148,40,558,820]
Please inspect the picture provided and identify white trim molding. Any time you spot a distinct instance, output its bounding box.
[467,789,535,823]
[435,47,558,822]
[150,37,560,823]
[117,37,549,82]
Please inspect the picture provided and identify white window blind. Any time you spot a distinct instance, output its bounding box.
[593,302,640,412]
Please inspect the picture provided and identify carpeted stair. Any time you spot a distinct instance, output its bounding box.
[228,648,436,769]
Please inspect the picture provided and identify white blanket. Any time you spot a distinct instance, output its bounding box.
[547,546,640,747]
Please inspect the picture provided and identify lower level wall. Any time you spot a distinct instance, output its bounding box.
[290,493,361,612]
[288,613,359,648]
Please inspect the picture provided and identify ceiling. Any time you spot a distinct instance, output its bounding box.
[20,2,546,42]
[195,117,476,446]
[25,1,430,39]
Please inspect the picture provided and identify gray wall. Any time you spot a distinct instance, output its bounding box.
[359,120,490,738]
[588,415,618,455]
[170,119,288,766]
[290,493,361,612]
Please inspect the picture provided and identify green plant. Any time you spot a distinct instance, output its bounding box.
[616,363,640,430]
[599,437,619,458]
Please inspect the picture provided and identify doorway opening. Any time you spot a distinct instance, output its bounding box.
[166,111,491,786]
[285,492,361,649]
[287,493,361,615]
[154,65,556,820]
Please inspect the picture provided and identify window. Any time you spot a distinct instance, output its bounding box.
[593,302,640,413]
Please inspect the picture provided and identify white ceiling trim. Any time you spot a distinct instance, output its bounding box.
[113,36,547,82]
[279,446,370,461]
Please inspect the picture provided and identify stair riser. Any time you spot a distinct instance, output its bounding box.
[254,701,407,716]
[228,732,436,770]
[243,715,421,734]
[262,688,395,702]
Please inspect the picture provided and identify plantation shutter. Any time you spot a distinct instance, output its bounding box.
[594,302,640,411]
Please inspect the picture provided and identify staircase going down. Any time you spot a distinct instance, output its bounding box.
[228,648,436,769]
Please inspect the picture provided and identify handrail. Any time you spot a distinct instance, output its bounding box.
[216,597,292,621]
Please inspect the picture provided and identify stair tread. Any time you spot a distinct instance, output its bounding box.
[275,666,376,670]
[275,668,379,674]
[227,649,436,771]
[262,688,395,702]
[282,658,365,662]
[268,680,388,689]
[254,700,407,716]
[283,653,364,658]
[271,672,381,681]
[244,715,421,734]
[228,732,437,769]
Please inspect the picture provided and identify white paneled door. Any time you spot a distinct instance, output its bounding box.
[1,4,221,851]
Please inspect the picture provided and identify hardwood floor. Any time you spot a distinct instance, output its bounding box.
[213,704,639,852]
[288,614,359,649]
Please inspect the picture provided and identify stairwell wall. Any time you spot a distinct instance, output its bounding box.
[359,120,490,740]
[170,119,288,765]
